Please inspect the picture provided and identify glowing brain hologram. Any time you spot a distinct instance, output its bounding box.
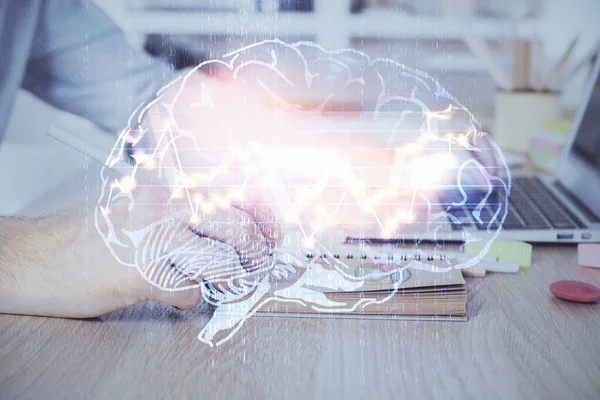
[95,40,510,346]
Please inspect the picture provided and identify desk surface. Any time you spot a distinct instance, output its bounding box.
[1,245,599,399]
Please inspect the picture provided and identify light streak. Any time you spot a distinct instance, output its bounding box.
[117,176,136,193]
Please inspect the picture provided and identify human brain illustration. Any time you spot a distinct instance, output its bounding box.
[96,40,510,346]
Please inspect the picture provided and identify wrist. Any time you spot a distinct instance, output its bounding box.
[0,213,84,316]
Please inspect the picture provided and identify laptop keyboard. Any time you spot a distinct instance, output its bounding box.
[513,177,586,229]
[442,177,586,230]
[508,182,550,229]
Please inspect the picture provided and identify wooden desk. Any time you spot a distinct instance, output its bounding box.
[1,245,599,399]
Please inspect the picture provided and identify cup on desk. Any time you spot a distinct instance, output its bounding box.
[493,90,560,153]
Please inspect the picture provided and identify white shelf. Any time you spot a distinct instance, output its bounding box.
[97,0,541,71]
[110,9,538,41]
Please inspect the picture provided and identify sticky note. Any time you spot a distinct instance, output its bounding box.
[464,240,533,268]
[578,243,600,269]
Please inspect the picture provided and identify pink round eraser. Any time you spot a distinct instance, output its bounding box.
[550,280,600,303]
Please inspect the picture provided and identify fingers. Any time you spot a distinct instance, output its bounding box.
[132,229,249,310]
[133,264,203,310]
[232,202,282,249]
[136,223,244,283]
[231,189,284,249]
[187,206,272,273]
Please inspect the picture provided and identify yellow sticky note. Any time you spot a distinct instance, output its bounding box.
[465,240,533,268]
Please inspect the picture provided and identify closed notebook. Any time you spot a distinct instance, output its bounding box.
[256,245,467,320]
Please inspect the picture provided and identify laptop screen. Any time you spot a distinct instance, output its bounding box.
[557,53,600,221]
[571,72,600,170]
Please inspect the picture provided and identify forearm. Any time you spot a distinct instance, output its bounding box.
[0,212,84,316]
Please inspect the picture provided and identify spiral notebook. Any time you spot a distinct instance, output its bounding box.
[256,245,467,321]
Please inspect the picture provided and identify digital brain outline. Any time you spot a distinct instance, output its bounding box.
[95,40,511,346]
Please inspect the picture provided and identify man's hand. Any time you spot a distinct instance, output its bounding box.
[0,211,198,318]
[0,186,280,318]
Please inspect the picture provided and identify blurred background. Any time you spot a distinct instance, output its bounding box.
[100,0,600,117]
[2,0,600,213]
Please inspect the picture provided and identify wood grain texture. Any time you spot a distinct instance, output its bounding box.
[1,245,599,399]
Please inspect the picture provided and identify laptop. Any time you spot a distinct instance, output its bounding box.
[352,53,600,245]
